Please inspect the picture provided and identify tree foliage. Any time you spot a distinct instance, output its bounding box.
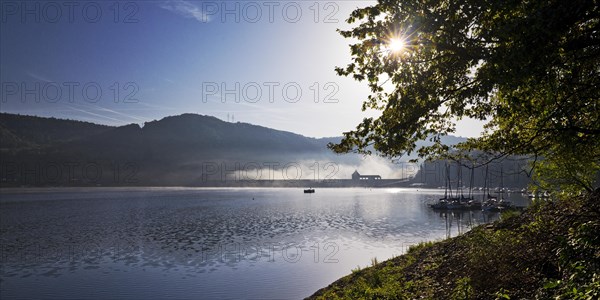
[329,0,600,192]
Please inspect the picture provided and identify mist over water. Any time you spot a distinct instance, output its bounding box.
[228,158,419,181]
[0,188,529,299]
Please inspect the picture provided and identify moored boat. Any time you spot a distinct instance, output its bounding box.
[429,163,481,211]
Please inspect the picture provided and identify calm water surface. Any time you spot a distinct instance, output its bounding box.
[0,188,529,299]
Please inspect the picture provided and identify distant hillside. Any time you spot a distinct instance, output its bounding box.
[55,113,334,163]
[0,113,112,150]
[0,113,349,186]
[0,112,482,187]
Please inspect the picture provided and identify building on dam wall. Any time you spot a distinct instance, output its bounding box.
[351,170,382,182]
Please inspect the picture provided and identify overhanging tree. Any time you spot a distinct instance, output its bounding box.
[329,0,600,193]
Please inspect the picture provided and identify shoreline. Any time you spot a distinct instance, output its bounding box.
[306,190,600,299]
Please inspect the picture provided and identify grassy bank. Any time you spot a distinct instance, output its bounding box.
[307,190,600,299]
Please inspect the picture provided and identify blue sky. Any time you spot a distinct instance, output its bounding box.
[1,0,484,138]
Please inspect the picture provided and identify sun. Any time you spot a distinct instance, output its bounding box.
[389,38,406,53]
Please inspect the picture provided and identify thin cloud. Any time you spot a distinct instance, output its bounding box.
[26,71,52,83]
[135,101,178,111]
[64,104,127,124]
[159,0,212,23]
[88,104,147,122]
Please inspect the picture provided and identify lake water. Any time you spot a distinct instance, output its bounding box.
[0,188,529,299]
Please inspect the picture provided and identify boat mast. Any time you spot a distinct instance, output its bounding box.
[457,161,462,202]
[468,164,474,200]
[447,163,453,199]
[500,166,504,201]
[444,163,448,199]
[483,165,489,201]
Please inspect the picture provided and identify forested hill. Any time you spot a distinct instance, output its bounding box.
[0,113,349,186]
[0,112,331,153]
[0,113,113,149]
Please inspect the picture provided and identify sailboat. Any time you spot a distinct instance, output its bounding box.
[446,162,465,210]
[482,166,515,212]
[494,168,515,211]
[430,163,451,209]
[465,165,482,208]
[482,165,498,212]
[430,162,480,211]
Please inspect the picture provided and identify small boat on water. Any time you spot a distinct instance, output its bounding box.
[431,199,482,211]
[483,198,515,212]
[467,198,482,209]
[304,188,315,193]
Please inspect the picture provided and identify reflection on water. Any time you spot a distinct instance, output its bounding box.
[0,188,529,299]
[434,210,492,239]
